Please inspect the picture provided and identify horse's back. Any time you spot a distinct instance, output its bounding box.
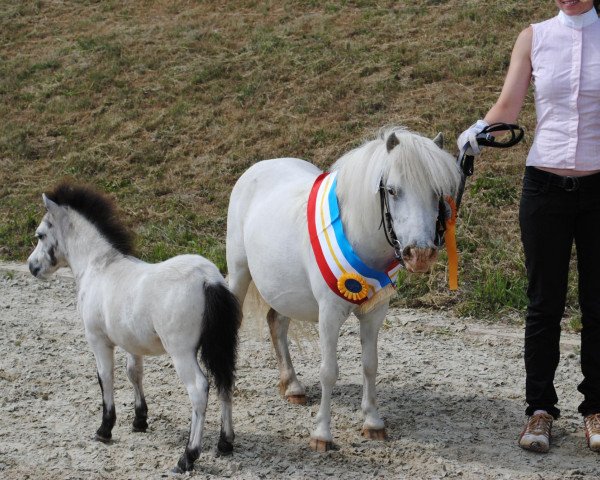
[227,158,323,321]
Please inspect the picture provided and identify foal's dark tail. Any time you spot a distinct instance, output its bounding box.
[199,281,241,396]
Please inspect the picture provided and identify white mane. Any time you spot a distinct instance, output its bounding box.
[330,126,462,229]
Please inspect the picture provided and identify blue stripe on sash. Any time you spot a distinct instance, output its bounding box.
[328,176,392,287]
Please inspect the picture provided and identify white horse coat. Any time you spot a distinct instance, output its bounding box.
[226,127,461,450]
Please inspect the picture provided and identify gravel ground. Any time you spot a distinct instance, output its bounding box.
[1,263,599,480]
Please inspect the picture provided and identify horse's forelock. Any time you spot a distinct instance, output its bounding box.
[333,127,461,204]
[384,129,461,199]
[45,181,135,255]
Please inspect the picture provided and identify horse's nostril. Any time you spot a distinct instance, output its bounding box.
[29,263,40,277]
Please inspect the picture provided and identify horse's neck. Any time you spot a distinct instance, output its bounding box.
[339,198,395,271]
[65,215,124,285]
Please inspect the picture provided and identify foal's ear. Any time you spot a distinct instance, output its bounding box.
[43,194,61,215]
[432,132,444,149]
[386,132,400,152]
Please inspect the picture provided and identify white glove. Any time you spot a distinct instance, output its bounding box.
[457,119,488,156]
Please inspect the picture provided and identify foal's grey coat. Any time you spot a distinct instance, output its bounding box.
[28,183,240,473]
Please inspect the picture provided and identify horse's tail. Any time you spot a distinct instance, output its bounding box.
[199,281,241,396]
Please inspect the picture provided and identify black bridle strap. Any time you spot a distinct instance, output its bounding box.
[378,182,403,263]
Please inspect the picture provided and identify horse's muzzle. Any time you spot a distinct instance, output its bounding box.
[402,247,438,273]
[28,262,41,278]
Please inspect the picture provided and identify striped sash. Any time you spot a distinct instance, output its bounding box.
[307,172,401,306]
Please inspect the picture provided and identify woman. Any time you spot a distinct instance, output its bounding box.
[457,0,600,453]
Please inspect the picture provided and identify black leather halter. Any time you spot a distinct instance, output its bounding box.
[378,182,448,265]
[378,122,524,265]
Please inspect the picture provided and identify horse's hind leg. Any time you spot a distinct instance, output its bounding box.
[217,388,234,456]
[267,309,306,404]
[356,302,388,440]
[89,337,116,442]
[171,351,209,473]
[126,353,148,432]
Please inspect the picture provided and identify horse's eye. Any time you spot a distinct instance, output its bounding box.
[387,187,400,197]
[36,233,46,240]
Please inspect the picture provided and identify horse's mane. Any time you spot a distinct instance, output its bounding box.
[46,182,135,255]
[329,126,461,228]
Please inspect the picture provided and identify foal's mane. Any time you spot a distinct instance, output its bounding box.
[46,182,135,255]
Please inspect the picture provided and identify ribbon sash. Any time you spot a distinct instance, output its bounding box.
[307,172,401,305]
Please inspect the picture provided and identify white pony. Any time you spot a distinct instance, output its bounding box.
[226,127,461,450]
[27,182,240,473]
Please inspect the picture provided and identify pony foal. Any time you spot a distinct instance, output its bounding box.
[27,182,240,473]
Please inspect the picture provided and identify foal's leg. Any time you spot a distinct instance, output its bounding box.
[310,308,346,452]
[217,388,235,456]
[267,308,306,404]
[126,353,148,432]
[356,302,389,440]
[171,351,210,473]
[89,337,116,442]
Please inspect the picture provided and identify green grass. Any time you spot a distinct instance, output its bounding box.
[0,0,578,321]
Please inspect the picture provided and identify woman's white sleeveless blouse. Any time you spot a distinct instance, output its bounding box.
[527,9,600,170]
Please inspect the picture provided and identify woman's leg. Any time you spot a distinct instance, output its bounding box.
[519,169,576,418]
[575,181,600,416]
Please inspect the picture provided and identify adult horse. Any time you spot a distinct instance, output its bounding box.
[27,182,240,473]
[226,127,461,451]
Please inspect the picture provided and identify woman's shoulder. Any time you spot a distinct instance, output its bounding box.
[530,15,558,29]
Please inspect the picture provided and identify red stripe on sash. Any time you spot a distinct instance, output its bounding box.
[307,173,362,304]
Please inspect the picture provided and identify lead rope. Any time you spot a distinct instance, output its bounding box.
[444,196,458,291]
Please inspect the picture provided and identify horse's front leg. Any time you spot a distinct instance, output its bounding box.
[310,307,345,452]
[88,335,116,442]
[356,301,389,440]
[126,353,148,432]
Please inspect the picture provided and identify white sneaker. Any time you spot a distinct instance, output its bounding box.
[518,412,553,453]
[584,413,600,452]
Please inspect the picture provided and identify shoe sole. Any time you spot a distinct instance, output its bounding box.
[519,441,549,453]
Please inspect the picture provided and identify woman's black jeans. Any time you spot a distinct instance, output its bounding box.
[519,166,600,419]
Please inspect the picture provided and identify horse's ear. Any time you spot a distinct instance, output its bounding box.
[43,194,61,216]
[432,132,444,149]
[386,132,400,152]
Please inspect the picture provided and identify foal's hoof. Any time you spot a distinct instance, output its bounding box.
[217,438,234,456]
[361,427,387,441]
[132,419,148,432]
[286,394,307,405]
[94,432,112,443]
[309,437,334,452]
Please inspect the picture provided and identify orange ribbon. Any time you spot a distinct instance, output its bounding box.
[444,196,459,291]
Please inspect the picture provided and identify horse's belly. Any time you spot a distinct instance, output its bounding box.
[257,282,320,322]
[109,328,166,356]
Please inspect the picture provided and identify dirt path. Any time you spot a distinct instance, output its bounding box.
[1,264,598,479]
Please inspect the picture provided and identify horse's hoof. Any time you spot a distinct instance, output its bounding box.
[94,433,112,443]
[361,427,387,441]
[286,394,307,405]
[217,439,234,456]
[132,422,148,433]
[309,437,334,452]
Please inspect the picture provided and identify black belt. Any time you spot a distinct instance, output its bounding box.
[525,166,600,192]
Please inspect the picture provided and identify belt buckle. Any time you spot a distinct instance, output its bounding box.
[564,176,579,192]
